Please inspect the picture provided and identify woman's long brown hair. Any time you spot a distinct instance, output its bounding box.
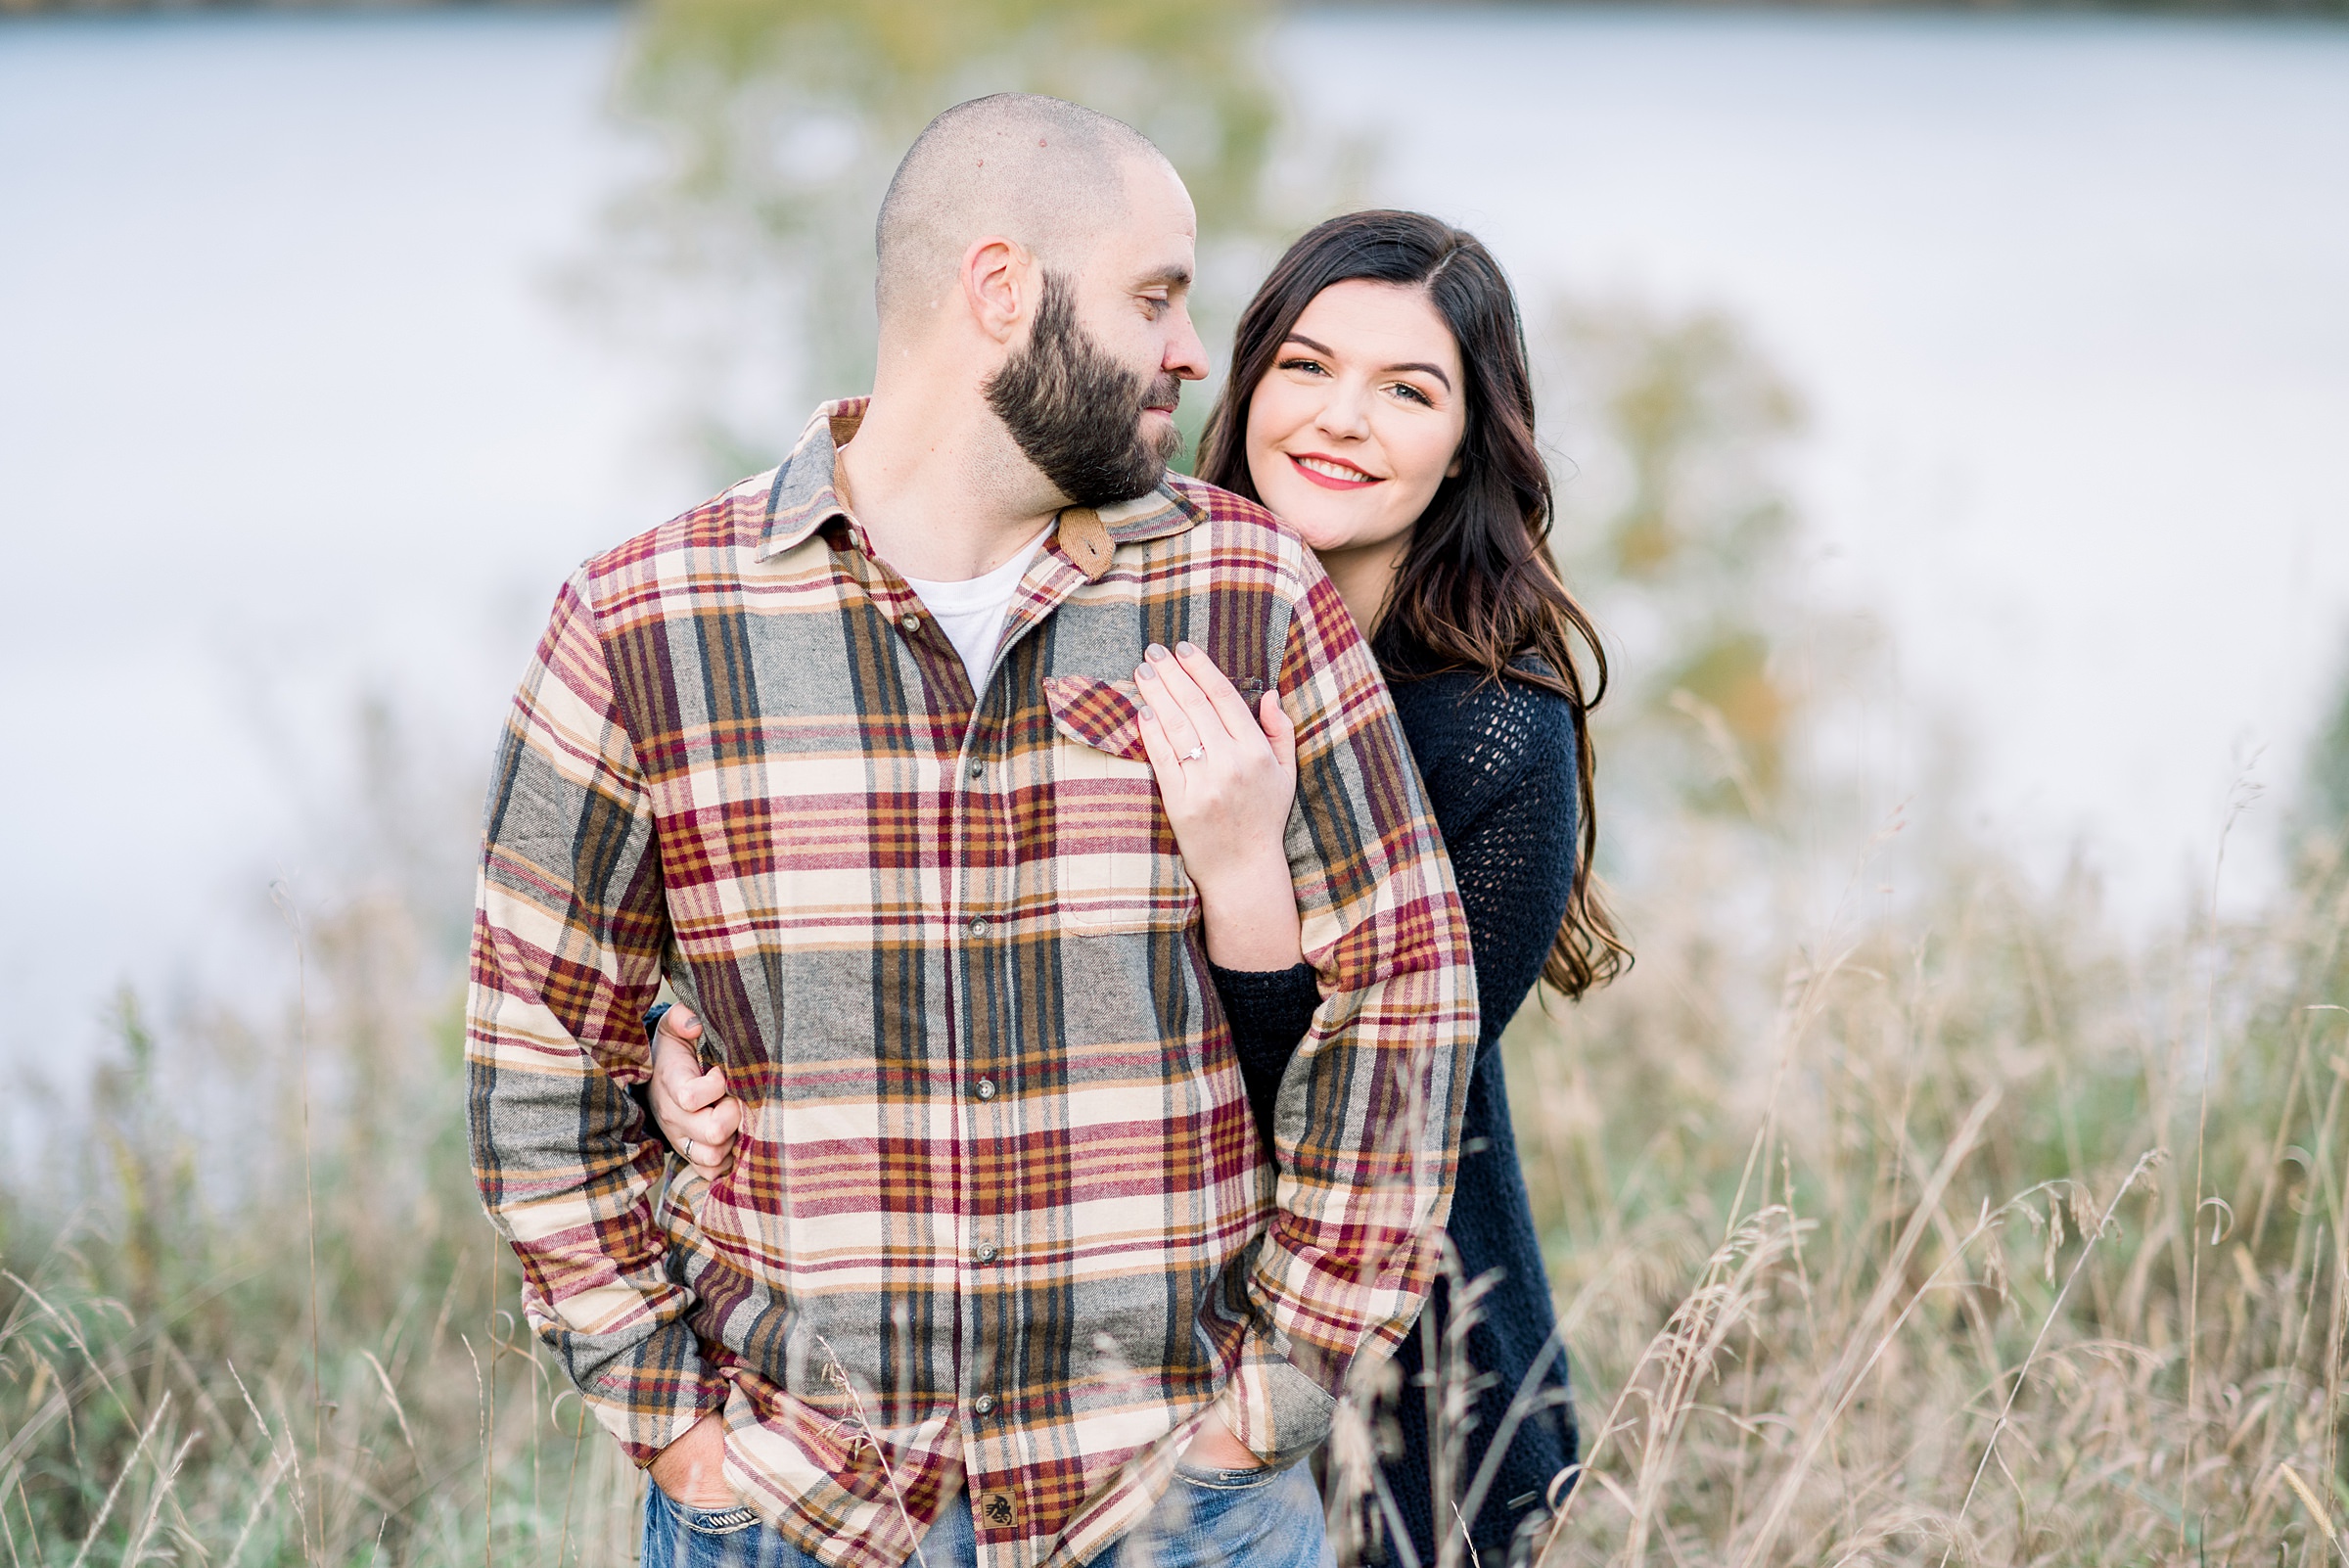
[1196,210,1630,997]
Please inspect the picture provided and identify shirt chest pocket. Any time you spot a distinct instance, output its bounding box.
[1041,674,1198,936]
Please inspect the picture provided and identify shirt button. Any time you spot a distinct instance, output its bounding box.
[968,761,984,779]
[976,1243,998,1264]
[975,1078,995,1101]
[900,613,920,632]
[973,1394,995,1416]
[968,915,989,936]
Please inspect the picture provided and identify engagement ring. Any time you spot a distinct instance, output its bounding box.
[1179,744,1206,762]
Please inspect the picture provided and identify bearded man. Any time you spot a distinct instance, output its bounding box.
[466,94,1477,1568]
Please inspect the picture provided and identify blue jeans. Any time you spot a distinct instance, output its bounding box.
[1102,1461,1335,1568]
[642,1485,975,1568]
[642,1460,1332,1568]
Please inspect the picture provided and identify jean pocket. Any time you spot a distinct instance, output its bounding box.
[659,1487,762,1538]
[682,1505,761,1538]
[1174,1460,1284,1492]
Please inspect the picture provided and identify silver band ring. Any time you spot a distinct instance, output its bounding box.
[682,1136,695,1160]
[1179,744,1206,763]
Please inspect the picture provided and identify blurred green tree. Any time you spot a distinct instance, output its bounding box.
[595,0,1290,482]
[1540,301,1842,827]
[2299,636,2349,836]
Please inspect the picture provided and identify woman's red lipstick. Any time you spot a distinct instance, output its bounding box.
[1288,452,1382,491]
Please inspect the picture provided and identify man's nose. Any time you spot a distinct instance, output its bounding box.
[1164,311,1210,383]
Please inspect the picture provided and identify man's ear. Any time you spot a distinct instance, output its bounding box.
[962,237,1034,346]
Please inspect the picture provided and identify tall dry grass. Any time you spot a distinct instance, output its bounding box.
[0,891,645,1565]
[1485,815,2349,1566]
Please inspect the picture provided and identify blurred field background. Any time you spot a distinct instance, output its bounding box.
[5,0,2349,1562]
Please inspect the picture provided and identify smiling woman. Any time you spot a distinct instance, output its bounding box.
[1245,279,1469,631]
[1199,209,1624,996]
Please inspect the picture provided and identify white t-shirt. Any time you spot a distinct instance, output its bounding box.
[900,523,1056,692]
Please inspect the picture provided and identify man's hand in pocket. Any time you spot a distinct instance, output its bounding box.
[649,1411,737,1506]
[1181,1409,1267,1472]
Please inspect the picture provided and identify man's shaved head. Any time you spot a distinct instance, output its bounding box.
[876,94,1169,329]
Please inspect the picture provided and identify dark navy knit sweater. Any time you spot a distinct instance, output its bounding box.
[1211,631,1582,1568]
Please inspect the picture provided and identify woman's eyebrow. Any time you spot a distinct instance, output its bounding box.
[1282,332,1452,392]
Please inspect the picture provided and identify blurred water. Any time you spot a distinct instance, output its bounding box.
[3,7,2346,1081]
[0,10,671,1094]
[1290,8,2349,928]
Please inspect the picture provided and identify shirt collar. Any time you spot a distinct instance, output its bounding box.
[757,397,1202,563]
[757,399,865,560]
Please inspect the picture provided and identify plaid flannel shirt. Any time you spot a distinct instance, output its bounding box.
[468,400,1478,1568]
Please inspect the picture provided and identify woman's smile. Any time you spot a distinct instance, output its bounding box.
[1288,451,1384,489]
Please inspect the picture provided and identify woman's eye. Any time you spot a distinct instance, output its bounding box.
[1389,382,1434,407]
[1277,357,1327,377]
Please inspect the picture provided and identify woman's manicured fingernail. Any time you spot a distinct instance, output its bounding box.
[1138,706,1155,722]
[1137,664,1157,680]
[1176,641,1200,658]
[1144,644,1171,662]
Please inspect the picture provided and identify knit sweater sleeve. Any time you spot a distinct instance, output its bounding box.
[1437,677,1580,1056]
[1209,668,1582,1149]
[1208,960,1322,1149]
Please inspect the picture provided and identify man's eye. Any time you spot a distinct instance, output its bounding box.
[1141,297,1170,317]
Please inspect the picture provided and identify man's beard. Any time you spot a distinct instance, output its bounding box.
[984,272,1183,510]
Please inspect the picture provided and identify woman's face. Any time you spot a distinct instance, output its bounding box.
[1243,279,1468,563]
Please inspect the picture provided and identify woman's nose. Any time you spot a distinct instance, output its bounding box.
[1316,382,1373,439]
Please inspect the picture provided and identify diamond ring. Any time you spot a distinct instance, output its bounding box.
[1179,744,1206,763]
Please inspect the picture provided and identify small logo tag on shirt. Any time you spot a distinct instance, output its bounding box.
[1057,509,1114,581]
[978,1490,1019,1530]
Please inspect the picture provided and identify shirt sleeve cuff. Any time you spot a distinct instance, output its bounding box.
[584,1315,729,1467]
[1213,1328,1337,1468]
